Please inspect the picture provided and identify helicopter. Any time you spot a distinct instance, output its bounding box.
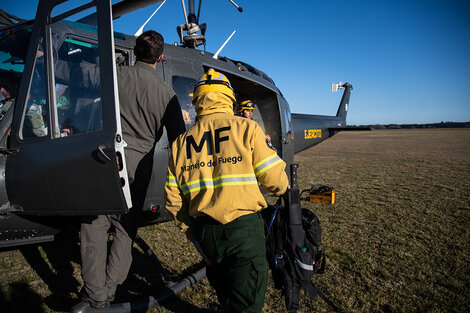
[0,0,354,311]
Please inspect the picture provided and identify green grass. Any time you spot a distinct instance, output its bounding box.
[1,129,469,312]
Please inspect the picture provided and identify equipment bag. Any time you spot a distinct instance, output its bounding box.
[263,202,325,312]
[263,163,327,312]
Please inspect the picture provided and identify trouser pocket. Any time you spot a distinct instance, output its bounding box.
[225,258,268,313]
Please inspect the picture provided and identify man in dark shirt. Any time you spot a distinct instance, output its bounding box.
[79,30,185,309]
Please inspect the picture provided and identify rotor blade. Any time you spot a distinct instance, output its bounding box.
[134,0,166,36]
[213,30,236,59]
[227,0,243,13]
[112,0,164,19]
[77,0,164,25]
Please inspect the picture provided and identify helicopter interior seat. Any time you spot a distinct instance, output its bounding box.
[0,99,15,148]
[72,96,102,133]
[60,85,101,135]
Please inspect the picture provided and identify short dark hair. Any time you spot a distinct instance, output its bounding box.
[134,30,164,64]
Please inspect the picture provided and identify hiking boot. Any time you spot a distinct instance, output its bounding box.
[70,301,90,313]
[79,288,110,309]
[90,299,110,309]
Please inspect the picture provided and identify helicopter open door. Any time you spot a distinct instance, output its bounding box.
[278,94,294,167]
[4,0,132,215]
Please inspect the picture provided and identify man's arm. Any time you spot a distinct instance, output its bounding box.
[252,125,289,195]
[164,150,193,233]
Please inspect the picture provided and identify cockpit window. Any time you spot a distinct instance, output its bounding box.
[282,104,292,134]
[0,27,30,74]
[0,26,30,114]
[172,76,197,128]
[50,21,102,136]
[20,36,49,139]
[1,27,49,140]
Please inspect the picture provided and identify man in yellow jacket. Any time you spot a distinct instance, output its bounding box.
[165,68,289,312]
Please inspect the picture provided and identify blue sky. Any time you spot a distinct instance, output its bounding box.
[3,0,470,125]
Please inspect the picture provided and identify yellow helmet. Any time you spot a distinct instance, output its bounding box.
[236,100,255,113]
[192,68,235,103]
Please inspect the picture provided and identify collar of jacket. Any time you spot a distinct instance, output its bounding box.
[134,61,157,72]
[195,91,234,119]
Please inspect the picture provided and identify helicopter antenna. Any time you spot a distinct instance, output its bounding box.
[228,0,243,12]
[332,82,344,92]
[196,0,202,23]
[213,30,236,59]
[181,0,189,26]
[134,0,166,37]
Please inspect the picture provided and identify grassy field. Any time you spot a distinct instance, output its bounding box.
[1,129,469,313]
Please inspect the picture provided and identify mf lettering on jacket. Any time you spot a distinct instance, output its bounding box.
[304,129,322,139]
[186,126,231,158]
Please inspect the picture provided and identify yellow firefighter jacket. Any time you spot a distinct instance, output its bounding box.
[165,91,289,228]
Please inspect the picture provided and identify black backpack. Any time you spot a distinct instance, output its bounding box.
[263,202,325,312]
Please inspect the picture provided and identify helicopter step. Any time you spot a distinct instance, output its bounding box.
[0,214,59,249]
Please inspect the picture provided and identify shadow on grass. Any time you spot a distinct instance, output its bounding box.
[20,230,81,312]
[0,282,45,313]
[11,229,212,312]
[116,247,214,312]
[160,297,217,313]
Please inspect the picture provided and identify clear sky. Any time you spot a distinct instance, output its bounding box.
[2,0,470,125]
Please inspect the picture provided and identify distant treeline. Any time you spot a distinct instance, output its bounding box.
[350,121,470,129]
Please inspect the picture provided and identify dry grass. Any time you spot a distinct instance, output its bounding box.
[1,129,469,312]
[294,129,470,313]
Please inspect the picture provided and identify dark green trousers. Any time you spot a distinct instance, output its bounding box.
[194,212,268,313]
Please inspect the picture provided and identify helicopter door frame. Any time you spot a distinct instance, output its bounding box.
[5,0,132,215]
[278,94,294,167]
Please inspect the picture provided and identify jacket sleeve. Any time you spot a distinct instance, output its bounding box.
[164,148,192,233]
[251,124,289,195]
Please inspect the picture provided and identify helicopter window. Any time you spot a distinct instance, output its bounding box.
[0,27,31,74]
[281,103,292,135]
[172,76,197,128]
[0,26,31,116]
[20,36,49,139]
[115,49,130,67]
[52,33,102,136]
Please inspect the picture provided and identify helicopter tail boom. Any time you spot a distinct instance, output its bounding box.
[291,82,353,153]
[334,82,352,121]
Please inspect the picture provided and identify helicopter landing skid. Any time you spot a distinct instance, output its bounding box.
[70,235,207,313]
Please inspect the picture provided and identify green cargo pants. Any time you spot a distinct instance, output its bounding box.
[193,211,268,313]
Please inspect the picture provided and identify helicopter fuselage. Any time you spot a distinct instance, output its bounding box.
[0,0,351,248]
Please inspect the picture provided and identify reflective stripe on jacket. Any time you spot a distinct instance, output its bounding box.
[165,91,289,226]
